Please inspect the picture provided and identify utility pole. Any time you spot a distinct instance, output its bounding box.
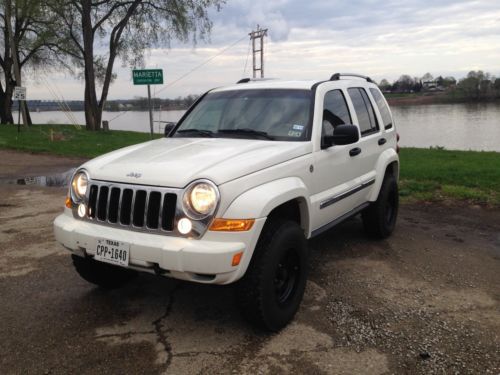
[249,25,268,78]
[5,0,28,127]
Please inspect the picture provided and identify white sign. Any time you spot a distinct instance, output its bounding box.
[13,86,26,100]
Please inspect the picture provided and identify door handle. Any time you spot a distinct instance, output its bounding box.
[349,147,361,157]
[378,138,387,146]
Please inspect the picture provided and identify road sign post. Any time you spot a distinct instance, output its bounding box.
[13,86,27,133]
[133,69,164,139]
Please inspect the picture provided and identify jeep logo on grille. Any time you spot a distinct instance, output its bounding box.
[126,172,142,178]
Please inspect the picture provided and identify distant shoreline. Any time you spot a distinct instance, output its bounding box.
[386,93,500,106]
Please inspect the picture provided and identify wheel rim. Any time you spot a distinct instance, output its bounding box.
[274,248,300,305]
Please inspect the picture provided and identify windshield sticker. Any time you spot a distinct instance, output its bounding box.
[292,124,304,131]
[288,130,302,137]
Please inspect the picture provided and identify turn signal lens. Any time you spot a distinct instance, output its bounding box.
[65,196,72,208]
[209,219,255,232]
[232,252,243,266]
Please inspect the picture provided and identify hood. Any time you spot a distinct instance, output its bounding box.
[82,137,312,188]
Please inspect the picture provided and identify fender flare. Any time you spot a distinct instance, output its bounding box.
[369,148,400,201]
[222,177,312,236]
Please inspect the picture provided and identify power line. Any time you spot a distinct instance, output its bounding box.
[155,35,248,95]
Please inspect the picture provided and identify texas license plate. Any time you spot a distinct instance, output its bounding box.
[95,238,130,267]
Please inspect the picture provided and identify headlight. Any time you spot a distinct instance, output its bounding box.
[70,170,88,202]
[182,180,219,219]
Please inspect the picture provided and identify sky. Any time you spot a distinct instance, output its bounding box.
[26,0,500,101]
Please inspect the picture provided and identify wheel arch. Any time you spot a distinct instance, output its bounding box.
[221,177,312,237]
[368,148,400,202]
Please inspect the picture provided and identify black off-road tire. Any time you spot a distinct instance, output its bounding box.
[362,175,399,239]
[236,219,308,331]
[72,255,137,289]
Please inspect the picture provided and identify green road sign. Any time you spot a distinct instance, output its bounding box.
[132,69,164,85]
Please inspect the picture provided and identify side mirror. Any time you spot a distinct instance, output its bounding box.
[163,122,176,137]
[322,124,359,148]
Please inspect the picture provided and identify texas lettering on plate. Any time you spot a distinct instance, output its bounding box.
[95,238,130,267]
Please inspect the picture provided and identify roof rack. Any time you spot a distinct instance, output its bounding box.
[330,73,374,83]
[236,77,277,84]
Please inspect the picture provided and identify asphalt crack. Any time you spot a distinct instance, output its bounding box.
[153,281,181,372]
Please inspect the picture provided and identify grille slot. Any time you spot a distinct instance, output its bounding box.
[97,186,109,221]
[85,183,178,233]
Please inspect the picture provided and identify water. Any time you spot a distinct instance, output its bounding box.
[0,169,74,186]
[21,103,500,152]
[391,103,500,152]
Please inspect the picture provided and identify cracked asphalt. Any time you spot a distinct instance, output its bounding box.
[0,150,499,374]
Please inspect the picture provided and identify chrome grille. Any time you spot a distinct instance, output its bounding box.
[86,181,178,232]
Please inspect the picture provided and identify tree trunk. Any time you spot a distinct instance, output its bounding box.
[82,0,100,131]
[0,80,14,124]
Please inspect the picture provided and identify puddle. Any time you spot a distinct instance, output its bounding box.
[0,169,74,187]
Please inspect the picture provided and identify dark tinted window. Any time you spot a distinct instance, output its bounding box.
[347,88,379,136]
[322,90,351,137]
[370,88,393,129]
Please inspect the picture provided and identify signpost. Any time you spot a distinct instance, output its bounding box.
[133,69,164,138]
[13,86,27,133]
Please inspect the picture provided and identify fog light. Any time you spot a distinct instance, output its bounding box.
[178,218,192,234]
[77,203,86,218]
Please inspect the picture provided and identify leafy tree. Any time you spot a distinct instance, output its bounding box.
[47,0,223,131]
[457,70,495,100]
[378,78,391,91]
[421,72,433,82]
[0,0,60,124]
[393,75,415,92]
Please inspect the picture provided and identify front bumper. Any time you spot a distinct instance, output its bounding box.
[54,210,265,285]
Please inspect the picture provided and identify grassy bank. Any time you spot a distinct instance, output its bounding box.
[1,124,498,206]
[399,148,500,206]
[0,124,160,158]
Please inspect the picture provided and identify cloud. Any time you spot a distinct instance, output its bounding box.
[24,0,500,99]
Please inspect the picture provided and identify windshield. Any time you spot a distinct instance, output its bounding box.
[172,89,312,141]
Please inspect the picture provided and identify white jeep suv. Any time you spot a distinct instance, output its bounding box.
[54,73,399,331]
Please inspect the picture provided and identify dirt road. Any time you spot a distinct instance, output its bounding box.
[0,150,498,374]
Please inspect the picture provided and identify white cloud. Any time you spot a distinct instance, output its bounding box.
[23,0,500,99]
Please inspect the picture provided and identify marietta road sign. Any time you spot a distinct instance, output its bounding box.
[132,69,163,85]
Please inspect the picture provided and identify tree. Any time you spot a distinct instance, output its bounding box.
[48,0,223,131]
[0,0,60,124]
[421,72,433,82]
[378,78,390,91]
[393,75,415,92]
[457,70,495,100]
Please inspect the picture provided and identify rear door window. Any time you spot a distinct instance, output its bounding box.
[370,88,393,129]
[347,88,379,136]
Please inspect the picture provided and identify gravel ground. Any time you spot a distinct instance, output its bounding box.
[0,149,498,374]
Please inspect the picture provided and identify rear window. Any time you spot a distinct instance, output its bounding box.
[370,88,393,129]
[347,88,379,136]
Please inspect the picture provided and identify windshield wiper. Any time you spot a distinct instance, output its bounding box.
[218,128,275,140]
[176,129,214,137]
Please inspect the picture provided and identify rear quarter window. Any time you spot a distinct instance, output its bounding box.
[370,88,393,130]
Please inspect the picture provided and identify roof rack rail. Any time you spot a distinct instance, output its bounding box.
[330,73,374,83]
[237,78,251,84]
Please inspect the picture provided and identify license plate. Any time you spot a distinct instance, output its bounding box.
[95,238,130,267]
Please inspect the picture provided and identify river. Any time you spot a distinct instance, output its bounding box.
[20,102,500,152]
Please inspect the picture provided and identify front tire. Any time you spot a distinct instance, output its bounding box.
[236,219,308,331]
[72,255,137,289]
[362,175,399,238]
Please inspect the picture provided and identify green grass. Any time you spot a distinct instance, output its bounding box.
[399,148,500,206]
[1,124,499,206]
[0,124,160,158]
